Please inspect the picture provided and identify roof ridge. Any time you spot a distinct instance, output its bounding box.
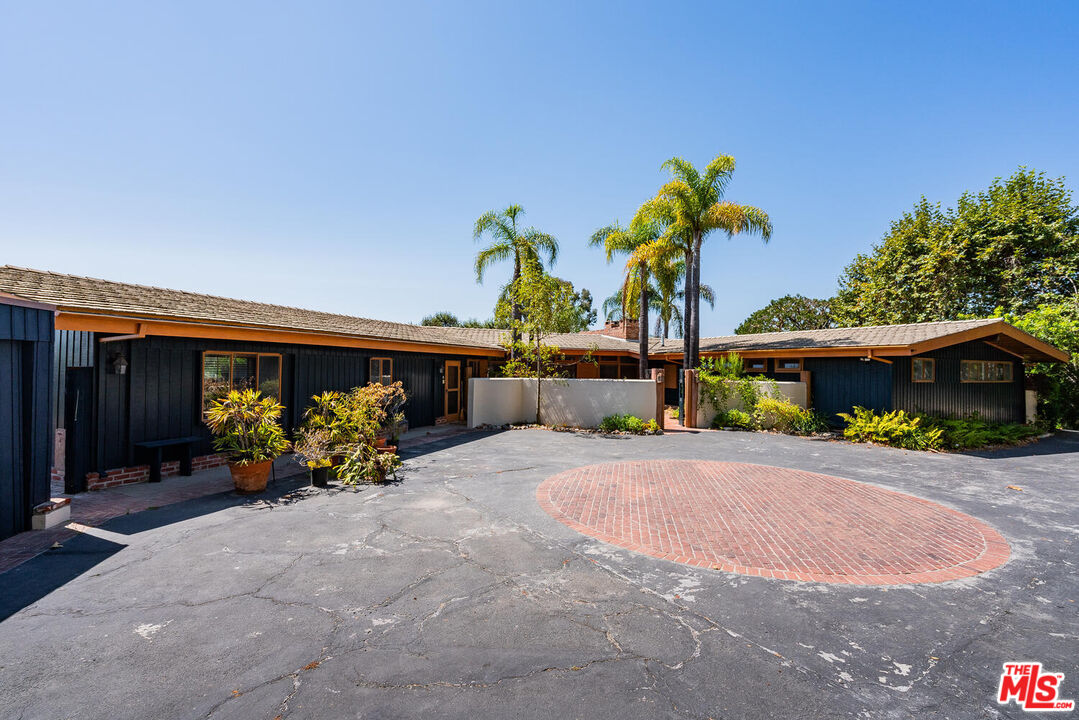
[0,264,432,331]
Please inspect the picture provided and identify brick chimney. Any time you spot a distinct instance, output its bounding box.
[580,319,639,340]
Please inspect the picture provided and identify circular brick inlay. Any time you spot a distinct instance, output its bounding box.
[537,460,1009,585]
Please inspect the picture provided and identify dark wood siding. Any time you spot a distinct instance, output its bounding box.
[802,356,893,423]
[52,330,94,432]
[92,335,469,468]
[892,340,1024,423]
[0,302,54,540]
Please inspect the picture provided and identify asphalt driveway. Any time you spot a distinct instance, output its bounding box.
[1,429,1077,719]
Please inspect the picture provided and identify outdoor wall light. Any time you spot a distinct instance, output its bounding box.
[109,352,129,375]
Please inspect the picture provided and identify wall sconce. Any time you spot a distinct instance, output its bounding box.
[109,352,129,375]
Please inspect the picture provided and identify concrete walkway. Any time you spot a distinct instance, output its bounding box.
[1,428,1076,719]
[0,426,471,574]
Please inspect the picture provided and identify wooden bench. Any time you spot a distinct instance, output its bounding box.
[133,436,204,483]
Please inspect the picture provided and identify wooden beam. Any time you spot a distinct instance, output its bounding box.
[867,349,893,364]
[56,311,506,357]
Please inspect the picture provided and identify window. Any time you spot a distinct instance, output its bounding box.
[911,358,935,383]
[775,358,802,372]
[370,357,393,385]
[745,359,767,373]
[960,360,1013,383]
[202,352,282,411]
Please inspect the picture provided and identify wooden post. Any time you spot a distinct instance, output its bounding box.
[683,369,697,428]
[651,368,665,429]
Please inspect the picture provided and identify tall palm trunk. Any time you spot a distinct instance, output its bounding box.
[638,260,649,379]
[510,253,521,360]
[690,230,703,371]
[680,247,693,418]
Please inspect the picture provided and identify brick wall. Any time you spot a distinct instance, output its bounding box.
[72,453,229,491]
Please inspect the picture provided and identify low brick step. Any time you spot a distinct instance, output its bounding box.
[32,497,72,530]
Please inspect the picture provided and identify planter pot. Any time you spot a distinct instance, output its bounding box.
[374,435,388,449]
[229,460,273,493]
[310,465,330,487]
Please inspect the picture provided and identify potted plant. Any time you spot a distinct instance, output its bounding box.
[353,382,407,447]
[336,442,401,485]
[293,426,334,487]
[204,389,290,493]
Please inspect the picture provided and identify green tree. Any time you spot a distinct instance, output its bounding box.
[499,269,595,422]
[735,295,835,335]
[420,311,460,326]
[590,220,666,377]
[635,156,772,400]
[651,256,714,341]
[833,169,1079,326]
[494,275,594,333]
[992,297,1079,429]
[474,204,559,356]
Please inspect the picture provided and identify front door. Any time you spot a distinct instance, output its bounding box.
[443,361,461,422]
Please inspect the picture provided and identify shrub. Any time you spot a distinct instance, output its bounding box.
[753,396,808,433]
[838,407,944,450]
[599,414,660,434]
[711,409,756,430]
[789,409,830,435]
[204,389,290,464]
[924,414,1039,449]
[337,444,401,485]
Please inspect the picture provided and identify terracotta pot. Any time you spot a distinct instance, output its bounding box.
[376,445,397,455]
[229,460,273,493]
[374,435,388,448]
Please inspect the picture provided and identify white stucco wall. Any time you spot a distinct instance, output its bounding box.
[468,378,657,429]
[696,380,807,428]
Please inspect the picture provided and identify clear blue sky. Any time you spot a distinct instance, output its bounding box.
[1,2,1076,336]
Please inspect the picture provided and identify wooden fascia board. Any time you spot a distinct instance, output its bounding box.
[0,291,57,312]
[908,321,1069,362]
[55,311,506,357]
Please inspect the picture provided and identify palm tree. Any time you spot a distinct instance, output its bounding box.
[590,220,664,378]
[651,257,715,342]
[635,155,772,383]
[474,205,558,357]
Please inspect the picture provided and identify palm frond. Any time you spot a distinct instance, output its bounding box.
[474,242,512,283]
[703,201,773,241]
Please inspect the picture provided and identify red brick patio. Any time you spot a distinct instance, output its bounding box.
[536,460,1010,585]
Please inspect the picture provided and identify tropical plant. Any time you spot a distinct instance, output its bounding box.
[292,426,335,469]
[837,407,944,450]
[591,220,667,377]
[927,415,1039,449]
[736,295,835,335]
[474,204,559,356]
[204,389,290,465]
[753,396,809,433]
[634,155,772,415]
[302,391,358,447]
[336,443,402,485]
[351,381,407,435]
[651,256,714,340]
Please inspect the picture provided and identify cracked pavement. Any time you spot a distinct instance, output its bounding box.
[0,428,1077,719]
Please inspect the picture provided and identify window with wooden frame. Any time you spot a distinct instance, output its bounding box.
[370,357,393,385]
[775,358,802,372]
[911,357,935,383]
[744,358,768,373]
[202,351,282,412]
[960,360,1013,383]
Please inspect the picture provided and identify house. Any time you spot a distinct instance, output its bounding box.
[0,266,1068,500]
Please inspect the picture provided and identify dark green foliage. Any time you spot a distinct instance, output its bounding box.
[711,409,754,429]
[839,406,1039,450]
[992,299,1079,429]
[838,407,944,450]
[735,295,834,334]
[599,414,661,434]
[421,311,460,326]
[833,168,1079,326]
